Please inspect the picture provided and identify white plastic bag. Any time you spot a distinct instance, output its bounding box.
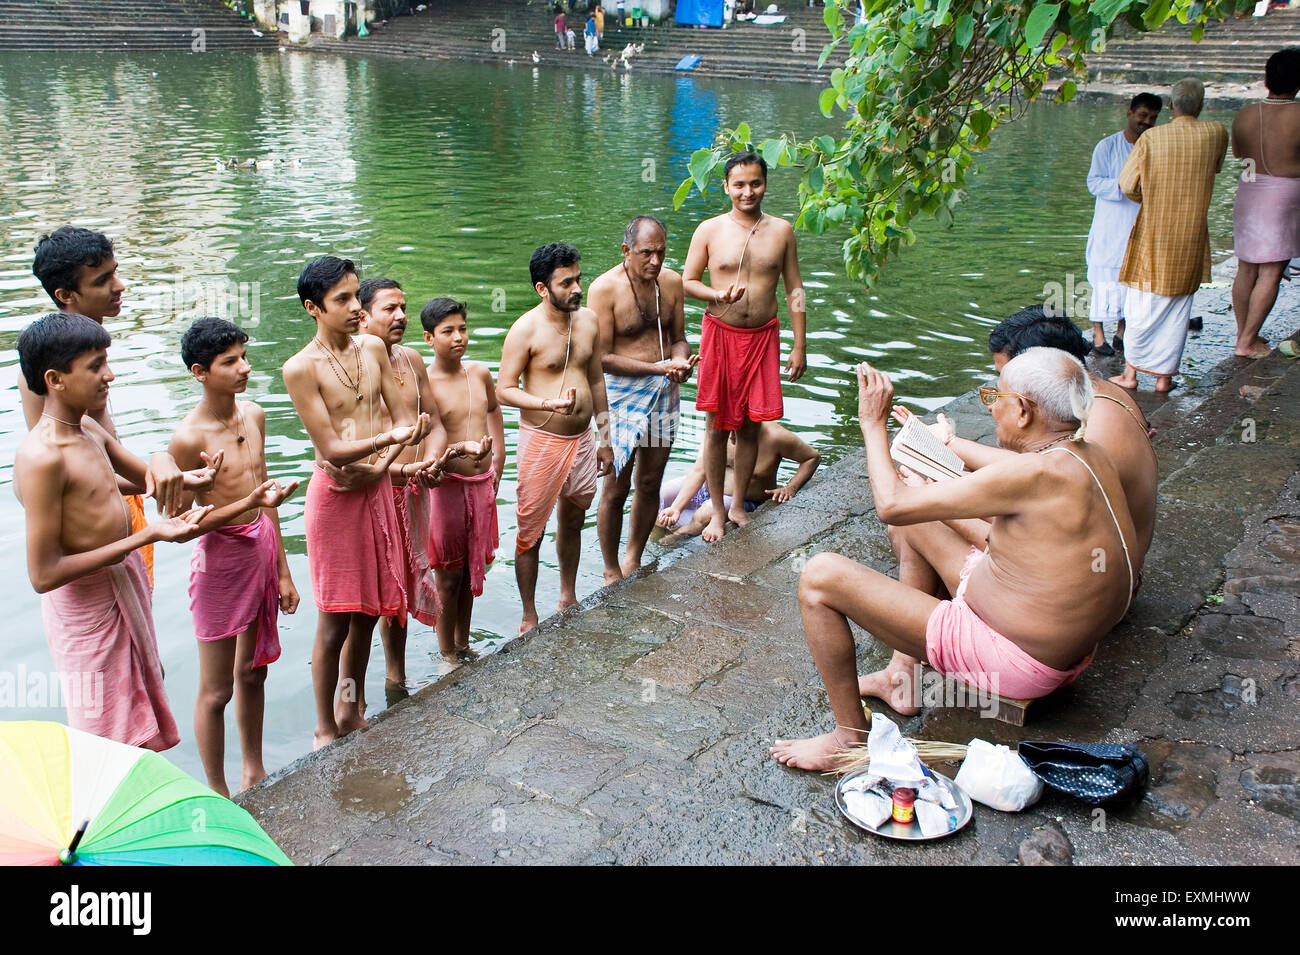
[953,738,1044,812]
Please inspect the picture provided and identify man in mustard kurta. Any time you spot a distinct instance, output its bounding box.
[1112,78,1228,394]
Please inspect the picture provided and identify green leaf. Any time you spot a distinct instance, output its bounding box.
[954,14,974,48]
[1141,0,1172,29]
[1056,79,1078,103]
[1190,22,1204,42]
[813,135,837,156]
[933,0,951,24]
[688,148,715,191]
[1024,3,1060,49]
[825,202,847,223]
[936,205,954,229]
[672,178,692,211]
[819,86,839,117]
[1050,32,1068,53]
[759,138,785,169]
[809,165,825,192]
[733,123,751,146]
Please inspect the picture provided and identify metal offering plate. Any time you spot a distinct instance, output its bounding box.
[835,768,974,841]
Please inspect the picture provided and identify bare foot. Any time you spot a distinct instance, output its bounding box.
[1154,376,1178,394]
[858,667,920,716]
[557,595,579,613]
[702,514,725,543]
[518,613,539,635]
[770,728,865,772]
[207,779,231,799]
[619,554,641,577]
[240,767,267,792]
[1108,373,1138,390]
[312,729,338,751]
[335,708,370,736]
[1234,341,1270,358]
[441,651,461,666]
[728,504,752,527]
[602,567,624,586]
[456,646,480,662]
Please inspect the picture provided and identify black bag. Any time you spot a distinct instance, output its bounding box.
[1017,741,1149,806]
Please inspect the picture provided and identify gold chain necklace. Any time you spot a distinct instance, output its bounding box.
[313,337,363,402]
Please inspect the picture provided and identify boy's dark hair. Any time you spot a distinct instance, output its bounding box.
[1128,92,1163,112]
[988,304,1091,362]
[17,312,112,395]
[724,150,768,182]
[420,297,468,333]
[298,255,356,309]
[358,277,402,311]
[32,228,115,306]
[529,243,581,288]
[181,317,249,371]
[1265,47,1300,96]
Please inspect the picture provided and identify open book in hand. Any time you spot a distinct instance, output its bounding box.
[890,414,965,483]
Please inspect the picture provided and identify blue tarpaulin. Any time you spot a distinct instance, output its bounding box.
[675,0,724,28]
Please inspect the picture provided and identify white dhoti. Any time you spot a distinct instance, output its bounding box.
[1122,287,1194,375]
[1089,280,1127,324]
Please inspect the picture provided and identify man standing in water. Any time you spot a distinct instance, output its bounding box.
[498,243,613,634]
[682,151,807,542]
[282,256,430,749]
[591,215,694,583]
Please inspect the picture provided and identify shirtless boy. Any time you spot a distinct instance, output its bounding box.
[358,277,456,694]
[24,227,187,585]
[170,318,301,795]
[498,243,614,634]
[282,256,431,749]
[590,215,694,583]
[772,351,1137,770]
[422,298,505,664]
[14,313,231,751]
[656,421,820,542]
[683,151,807,542]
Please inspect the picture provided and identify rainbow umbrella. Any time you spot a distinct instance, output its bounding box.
[0,721,291,866]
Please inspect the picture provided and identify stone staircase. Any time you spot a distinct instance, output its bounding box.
[306,0,841,84]
[0,0,279,53]
[1087,7,1300,86]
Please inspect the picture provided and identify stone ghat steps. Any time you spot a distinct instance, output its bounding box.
[0,0,277,53]
[321,0,839,84]
[1087,9,1299,85]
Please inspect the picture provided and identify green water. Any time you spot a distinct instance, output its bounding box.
[0,51,1244,779]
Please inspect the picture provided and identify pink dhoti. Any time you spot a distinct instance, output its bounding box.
[305,465,406,618]
[188,511,282,667]
[428,469,499,596]
[514,426,597,554]
[924,548,1095,700]
[1233,172,1300,264]
[388,481,439,627]
[40,550,180,752]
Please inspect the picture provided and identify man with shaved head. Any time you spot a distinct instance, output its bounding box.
[772,350,1137,771]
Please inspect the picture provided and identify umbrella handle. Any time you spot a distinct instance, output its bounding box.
[58,819,90,865]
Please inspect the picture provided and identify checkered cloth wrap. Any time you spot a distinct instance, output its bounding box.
[604,367,679,477]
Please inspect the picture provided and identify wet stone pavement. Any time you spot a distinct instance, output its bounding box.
[239,286,1300,865]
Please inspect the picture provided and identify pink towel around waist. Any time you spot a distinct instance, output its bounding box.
[514,426,597,553]
[305,465,406,618]
[428,468,499,596]
[189,510,281,668]
[41,549,180,752]
[1233,172,1300,264]
[389,481,439,628]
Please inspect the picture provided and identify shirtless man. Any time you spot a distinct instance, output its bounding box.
[683,151,807,542]
[14,313,241,751]
[1230,48,1300,358]
[656,421,820,542]
[23,228,186,583]
[591,215,694,583]
[357,277,455,696]
[282,256,431,749]
[422,298,505,664]
[771,350,1137,770]
[498,243,614,634]
[987,305,1157,559]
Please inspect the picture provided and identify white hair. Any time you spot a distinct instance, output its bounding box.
[1000,346,1093,440]
[1170,77,1204,116]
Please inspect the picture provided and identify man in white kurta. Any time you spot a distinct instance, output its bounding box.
[1085,93,1162,356]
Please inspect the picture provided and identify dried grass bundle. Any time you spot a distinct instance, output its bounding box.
[826,704,969,775]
